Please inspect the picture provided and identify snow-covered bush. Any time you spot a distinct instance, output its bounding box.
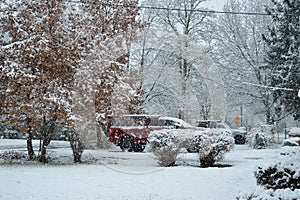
[237,149,300,200]
[247,125,274,149]
[0,151,26,160]
[237,188,300,200]
[186,134,204,153]
[147,130,184,167]
[250,132,269,149]
[198,129,234,167]
[255,150,300,190]
[147,129,234,168]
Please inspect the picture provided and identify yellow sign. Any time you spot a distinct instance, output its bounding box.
[235,116,240,126]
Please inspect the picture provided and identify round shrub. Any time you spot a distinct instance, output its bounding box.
[147,128,235,168]
[255,151,300,190]
[198,129,234,167]
[247,125,275,149]
[238,150,300,200]
[147,130,183,167]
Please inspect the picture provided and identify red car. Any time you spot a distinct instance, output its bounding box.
[107,115,194,152]
[288,127,300,137]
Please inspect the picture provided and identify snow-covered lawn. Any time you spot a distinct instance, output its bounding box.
[0,139,296,200]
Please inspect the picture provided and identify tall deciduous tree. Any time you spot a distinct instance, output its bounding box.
[69,0,144,150]
[263,0,300,121]
[1,0,143,162]
[0,0,78,161]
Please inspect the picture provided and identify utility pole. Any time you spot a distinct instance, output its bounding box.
[240,105,243,127]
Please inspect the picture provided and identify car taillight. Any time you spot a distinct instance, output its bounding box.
[108,129,114,136]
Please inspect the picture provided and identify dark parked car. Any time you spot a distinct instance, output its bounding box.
[283,137,300,146]
[196,120,221,128]
[195,120,247,144]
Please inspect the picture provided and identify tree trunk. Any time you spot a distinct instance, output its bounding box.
[71,142,84,163]
[39,137,51,163]
[73,150,83,163]
[200,152,216,168]
[179,58,189,120]
[69,130,84,163]
[39,118,56,163]
[27,131,35,160]
[26,117,35,160]
[39,144,47,163]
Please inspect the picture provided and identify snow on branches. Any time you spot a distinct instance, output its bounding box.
[147,128,234,167]
[238,148,300,200]
[264,0,300,121]
[0,0,144,162]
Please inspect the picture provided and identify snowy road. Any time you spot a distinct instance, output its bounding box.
[0,139,70,150]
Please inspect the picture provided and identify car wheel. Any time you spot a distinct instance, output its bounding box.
[120,135,134,152]
[234,135,246,144]
[133,144,145,152]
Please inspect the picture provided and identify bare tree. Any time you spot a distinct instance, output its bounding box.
[132,0,214,121]
[205,0,274,125]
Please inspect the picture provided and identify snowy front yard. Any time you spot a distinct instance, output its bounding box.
[0,139,296,200]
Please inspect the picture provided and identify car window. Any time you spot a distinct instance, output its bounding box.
[164,120,176,127]
[197,121,217,128]
[149,119,165,126]
[113,116,162,127]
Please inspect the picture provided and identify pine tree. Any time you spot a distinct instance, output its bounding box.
[264,0,300,121]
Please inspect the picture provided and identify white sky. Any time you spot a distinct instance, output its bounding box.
[138,0,227,11]
[203,0,227,11]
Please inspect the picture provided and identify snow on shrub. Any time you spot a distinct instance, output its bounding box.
[237,149,300,200]
[0,151,27,160]
[247,125,274,149]
[198,129,234,167]
[237,188,300,200]
[186,134,204,153]
[147,129,188,167]
[255,150,300,190]
[147,128,234,168]
[250,132,269,149]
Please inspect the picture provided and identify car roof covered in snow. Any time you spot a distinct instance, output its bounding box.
[159,117,193,128]
[289,127,300,134]
[122,114,160,118]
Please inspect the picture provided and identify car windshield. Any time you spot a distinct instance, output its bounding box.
[217,123,231,129]
[196,120,221,128]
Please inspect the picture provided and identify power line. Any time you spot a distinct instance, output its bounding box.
[242,82,296,91]
[62,0,271,16]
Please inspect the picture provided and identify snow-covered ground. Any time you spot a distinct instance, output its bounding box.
[0,139,296,200]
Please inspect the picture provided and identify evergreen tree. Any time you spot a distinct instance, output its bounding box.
[264,0,300,121]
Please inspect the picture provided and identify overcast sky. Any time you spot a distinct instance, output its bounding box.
[139,0,227,11]
[203,0,227,11]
